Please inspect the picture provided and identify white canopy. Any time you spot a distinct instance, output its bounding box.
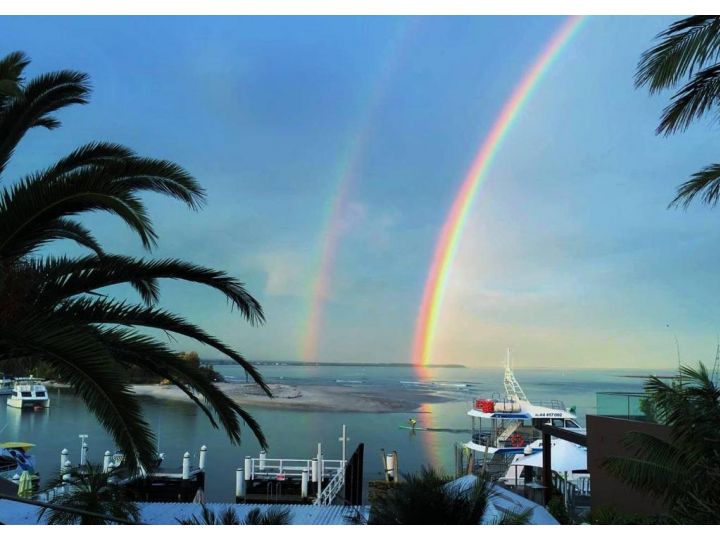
[514,438,587,472]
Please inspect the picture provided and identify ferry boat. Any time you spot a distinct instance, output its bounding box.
[0,374,13,396]
[464,351,582,475]
[6,377,50,409]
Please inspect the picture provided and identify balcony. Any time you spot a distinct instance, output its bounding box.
[595,391,655,421]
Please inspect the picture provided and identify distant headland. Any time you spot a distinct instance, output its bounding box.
[203,360,466,368]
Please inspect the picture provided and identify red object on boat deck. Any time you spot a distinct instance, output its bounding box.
[475,399,495,413]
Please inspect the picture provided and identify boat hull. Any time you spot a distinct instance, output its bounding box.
[6,397,49,409]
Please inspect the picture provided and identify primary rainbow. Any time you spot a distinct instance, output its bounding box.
[412,16,585,370]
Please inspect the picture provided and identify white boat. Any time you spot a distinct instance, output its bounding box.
[464,350,582,470]
[6,377,50,409]
[0,374,13,396]
[0,442,38,485]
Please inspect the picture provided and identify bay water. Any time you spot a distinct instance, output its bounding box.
[0,365,668,503]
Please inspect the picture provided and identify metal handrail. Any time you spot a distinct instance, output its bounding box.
[314,468,345,506]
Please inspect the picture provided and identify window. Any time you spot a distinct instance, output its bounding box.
[35,391,46,397]
[21,391,32,397]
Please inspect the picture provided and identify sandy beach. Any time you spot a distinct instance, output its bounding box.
[130,382,449,413]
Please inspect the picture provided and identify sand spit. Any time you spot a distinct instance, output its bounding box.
[130,382,447,413]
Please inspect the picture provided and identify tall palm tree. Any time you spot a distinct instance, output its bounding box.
[0,51,270,472]
[37,462,141,525]
[603,363,720,524]
[636,16,720,207]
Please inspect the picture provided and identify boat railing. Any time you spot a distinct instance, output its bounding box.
[247,457,345,481]
[533,400,566,411]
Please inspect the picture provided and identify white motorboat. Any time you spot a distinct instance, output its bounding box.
[6,377,50,409]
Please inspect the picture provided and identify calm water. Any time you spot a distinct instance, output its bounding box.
[0,365,667,502]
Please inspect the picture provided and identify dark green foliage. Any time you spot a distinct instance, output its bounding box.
[603,363,720,524]
[545,496,571,525]
[585,506,668,525]
[177,504,292,525]
[0,51,268,472]
[368,467,489,525]
[637,17,720,208]
[37,462,140,525]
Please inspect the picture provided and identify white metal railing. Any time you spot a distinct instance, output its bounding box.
[248,458,344,480]
[314,468,345,505]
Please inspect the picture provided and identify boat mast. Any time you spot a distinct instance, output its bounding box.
[503,348,528,402]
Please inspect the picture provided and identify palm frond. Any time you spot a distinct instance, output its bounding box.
[2,316,157,472]
[0,51,30,108]
[94,327,268,449]
[0,174,157,256]
[670,163,720,207]
[57,297,270,394]
[656,63,720,135]
[34,255,264,324]
[0,69,90,174]
[43,218,105,255]
[636,16,720,92]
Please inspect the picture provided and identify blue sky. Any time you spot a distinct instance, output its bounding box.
[2,15,719,369]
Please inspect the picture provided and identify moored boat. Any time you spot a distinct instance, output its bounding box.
[464,350,582,476]
[6,377,50,409]
[0,442,39,488]
[0,374,13,396]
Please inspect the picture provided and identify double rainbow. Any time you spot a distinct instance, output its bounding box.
[412,16,586,371]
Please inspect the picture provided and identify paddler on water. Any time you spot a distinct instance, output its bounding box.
[408,418,417,430]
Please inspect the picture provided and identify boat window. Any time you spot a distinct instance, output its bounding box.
[21,391,32,397]
[552,419,565,427]
[35,391,46,397]
[565,420,580,428]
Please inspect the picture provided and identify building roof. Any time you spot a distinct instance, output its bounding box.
[447,475,559,525]
[0,499,368,525]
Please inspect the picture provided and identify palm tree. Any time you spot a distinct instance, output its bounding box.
[177,504,292,525]
[0,51,270,472]
[368,466,491,525]
[37,462,140,525]
[636,16,720,207]
[603,363,720,524]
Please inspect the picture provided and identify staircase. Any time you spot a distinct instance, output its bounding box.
[314,469,345,506]
[497,420,522,442]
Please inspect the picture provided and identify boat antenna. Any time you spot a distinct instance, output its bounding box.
[503,348,528,402]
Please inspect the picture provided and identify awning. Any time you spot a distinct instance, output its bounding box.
[512,438,587,472]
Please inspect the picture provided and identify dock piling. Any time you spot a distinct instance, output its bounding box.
[235,468,246,499]
[199,445,207,471]
[182,452,190,480]
[244,457,252,481]
[60,449,68,472]
[259,449,266,471]
[102,451,111,473]
[301,468,309,498]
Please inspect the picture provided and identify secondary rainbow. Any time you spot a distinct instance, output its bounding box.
[301,21,420,361]
[412,16,586,370]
